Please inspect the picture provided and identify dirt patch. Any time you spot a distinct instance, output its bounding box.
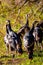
[6,58,26,65]
[0,58,26,65]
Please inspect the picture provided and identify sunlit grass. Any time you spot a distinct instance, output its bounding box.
[0,34,43,65]
[0,1,43,65]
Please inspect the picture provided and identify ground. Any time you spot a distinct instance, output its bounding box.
[0,0,43,65]
[0,35,43,65]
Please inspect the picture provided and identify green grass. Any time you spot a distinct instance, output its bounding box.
[0,1,43,65]
[0,33,43,65]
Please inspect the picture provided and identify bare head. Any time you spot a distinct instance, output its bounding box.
[6,20,10,24]
[34,21,38,25]
[25,26,30,33]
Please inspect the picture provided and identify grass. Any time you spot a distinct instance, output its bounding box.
[0,32,43,65]
[0,1,43,65]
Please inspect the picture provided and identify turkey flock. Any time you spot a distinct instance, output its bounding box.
[4,15,43,60]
